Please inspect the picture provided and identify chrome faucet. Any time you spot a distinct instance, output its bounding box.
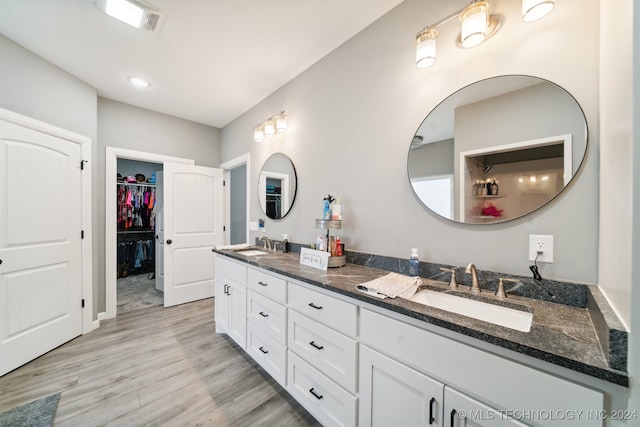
[259,236,273,251]
[496,278,520,299]
[440,267,458,290]
[465,263,481,294]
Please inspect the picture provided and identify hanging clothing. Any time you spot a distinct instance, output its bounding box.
[117,183,156,232]
[117,239,155,277]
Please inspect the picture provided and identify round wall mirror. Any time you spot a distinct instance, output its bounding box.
[259,153,298,219]
[408,75,587,224]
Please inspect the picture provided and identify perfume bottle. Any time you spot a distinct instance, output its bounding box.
[491,180,499,196]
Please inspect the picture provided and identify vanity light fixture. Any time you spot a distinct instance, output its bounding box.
[522,0,555,23]
[264,121,276,138]
[254,125,265,143]
[415,0,553,68]
[253,111,287,142]
[275,112,288,134]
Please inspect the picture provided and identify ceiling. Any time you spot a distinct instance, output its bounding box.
[0,0,404,128]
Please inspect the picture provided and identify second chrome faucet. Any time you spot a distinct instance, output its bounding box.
[465,263,481,294]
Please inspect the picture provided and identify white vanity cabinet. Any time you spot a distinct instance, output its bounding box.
[213,255,616,427]
[359,345,444,427]
[359,308,603,427]
[287,281,359,427]
[444,387,527,427]
[245,267,289,386]
[214,255,247,349]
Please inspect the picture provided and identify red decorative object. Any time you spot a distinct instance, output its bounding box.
[481,203,503,218]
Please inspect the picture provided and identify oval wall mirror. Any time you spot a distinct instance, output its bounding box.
[408,75,587,224]
[259,152,298,219]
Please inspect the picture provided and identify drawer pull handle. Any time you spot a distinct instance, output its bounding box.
[308,302,323,310]
[429,397,435,424]
[309,388,323,400]
[258,281,268,287]
[259,346,269,354]
[259,311,269,318]
[450,409,457,427]
[309,341,324,350]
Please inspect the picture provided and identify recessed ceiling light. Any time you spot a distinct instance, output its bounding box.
[128,76,150,88]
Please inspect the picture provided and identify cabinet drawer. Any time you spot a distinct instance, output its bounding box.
[247,289,287,345]
[287,351,357,427]
[288,283,357,337]
[246,323,286,387]
[288,310,357,393]
[247,267,287,304]
[215,255,247,285]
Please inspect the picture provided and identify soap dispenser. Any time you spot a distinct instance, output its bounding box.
[409,248,420,277]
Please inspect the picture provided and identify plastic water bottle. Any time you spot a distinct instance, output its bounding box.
[409,248,420,276]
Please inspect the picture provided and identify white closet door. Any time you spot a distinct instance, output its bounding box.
[154,171,164,292]
[163,163,223,307]
[0,119,83,376]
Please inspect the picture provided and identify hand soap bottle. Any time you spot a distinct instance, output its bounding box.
[409,248,420,277]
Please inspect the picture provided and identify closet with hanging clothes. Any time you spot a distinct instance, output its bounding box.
[116,159,163,313]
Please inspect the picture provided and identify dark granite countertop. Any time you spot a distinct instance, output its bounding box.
[215,248,628,387]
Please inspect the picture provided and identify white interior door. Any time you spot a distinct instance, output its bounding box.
[0,119,83,376]
[154,171,164,292]
[163,163,223,307]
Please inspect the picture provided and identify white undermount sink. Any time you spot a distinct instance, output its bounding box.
[408,289,533,332]
[235,249,268,256]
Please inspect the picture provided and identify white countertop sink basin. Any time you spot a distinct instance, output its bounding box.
[408,289,533,332]
[235,249,268,256]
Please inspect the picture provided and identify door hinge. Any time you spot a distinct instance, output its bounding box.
[82,299,85,308]
[80,160,88,170]
[223,180,226,187]
[81,230,85,239]
[223,225,226,232]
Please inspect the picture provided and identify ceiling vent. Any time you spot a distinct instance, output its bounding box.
[94,0,165,33]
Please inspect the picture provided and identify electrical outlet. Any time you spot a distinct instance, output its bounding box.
[529,235,554,263]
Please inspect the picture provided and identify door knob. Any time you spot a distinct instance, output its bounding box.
[166,239,172,245]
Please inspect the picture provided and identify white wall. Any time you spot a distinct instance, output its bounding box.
[0,34,101,316]
[630,0,640,413]
[598,0,634,329]
[97,98,221,313]
[0,35,223,317]
[221,0,601,285]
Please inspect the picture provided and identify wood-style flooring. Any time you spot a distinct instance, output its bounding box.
[0,298,321,426]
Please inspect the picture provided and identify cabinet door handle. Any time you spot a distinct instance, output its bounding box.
[429,397,435,424]
[166,239,172,245]
[308,302,323,310]
[450,409,457,427]
[258,281,268,287]
[259,346,269,354]
[309,341,324,350]
[259,311,269,318]
[226,285,231,295]
[309,388,323,400]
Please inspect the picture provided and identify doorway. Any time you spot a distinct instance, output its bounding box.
[105,147,194,319]
[221,154,251,245]
[116,158,162,314]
